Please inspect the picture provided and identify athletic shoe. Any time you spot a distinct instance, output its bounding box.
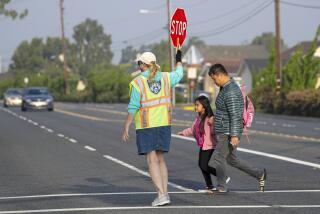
[151,194,170,207]
[259,168,267,192]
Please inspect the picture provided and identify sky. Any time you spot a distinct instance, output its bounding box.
[1,0,320,69]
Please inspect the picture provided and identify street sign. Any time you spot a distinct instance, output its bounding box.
[170,8,187,47]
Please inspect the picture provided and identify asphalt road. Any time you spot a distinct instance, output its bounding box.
[0,102,319,213]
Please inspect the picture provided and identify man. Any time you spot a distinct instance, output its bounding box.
[208,63,266,192]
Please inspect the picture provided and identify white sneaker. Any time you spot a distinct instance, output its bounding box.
[151,194,170,207]
[226,176,231,184]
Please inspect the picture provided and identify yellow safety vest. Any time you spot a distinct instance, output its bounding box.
[130,72,172,130]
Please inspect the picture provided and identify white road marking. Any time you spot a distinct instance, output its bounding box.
[282,123,296,128]
[46,129,53,133]
[172,134,320,169]
[103,155,193,192]
[84,146,96,151]
[255,121,267,125]
[315,127,320,131]
[19,116,27,120]
[68,138,77,143]
[0,205,319,213]
[40,126,46,129]
[0,190,320,200]
[28,119,33,123]
[57,134,64,138]
[32,122,38,126]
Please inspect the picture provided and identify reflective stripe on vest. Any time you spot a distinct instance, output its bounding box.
[141,96,171,108]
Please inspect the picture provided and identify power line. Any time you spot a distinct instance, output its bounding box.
[191,0,273,38]
[191,0,260,26]
[112,27,165,45]
[281,0,320,9]
[112,31,166,54]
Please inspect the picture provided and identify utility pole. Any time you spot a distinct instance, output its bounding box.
[59,0,70,95]
[167,0,175,106]
[274,0,282,95]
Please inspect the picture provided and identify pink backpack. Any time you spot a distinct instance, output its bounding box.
[240,84,254,143]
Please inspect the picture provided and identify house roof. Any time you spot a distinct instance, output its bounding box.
[205,59,242,75]
[282,41,320,62]
[198,45,268,63]
[243,58,269,73]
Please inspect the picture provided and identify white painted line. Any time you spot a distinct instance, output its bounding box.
[57,134,64,138]
[46,129,53,133]
[32,122,38,126]
[27,119,33,123]
[255,121,267,125]
[103,155,193,192]
[68,138,77,143]
[172,134,320,169]
[40,125,46,129]
[1,189,320,201]
[84,146,96,151]
[1,205,320,213]
[19,116,27,120]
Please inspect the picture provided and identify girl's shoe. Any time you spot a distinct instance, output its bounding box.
[198,186,215,194]
[151,194,170,207]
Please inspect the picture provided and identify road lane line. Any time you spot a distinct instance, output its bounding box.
[84,146,96,151]
[55,108,124,123]
[103,155,193,192]
[0,190,320,200]
[68,138,77,143]
[46,128,53,133]
[1,205,320,213]
[172,134,320,169]
[57,134,65,138]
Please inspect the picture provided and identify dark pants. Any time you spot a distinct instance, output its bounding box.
[198,148,217,188]
[212,134,263,188]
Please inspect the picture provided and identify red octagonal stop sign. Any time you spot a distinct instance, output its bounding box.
[170,8,187,47]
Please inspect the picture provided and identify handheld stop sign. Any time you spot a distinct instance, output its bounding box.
[170,8,187,48]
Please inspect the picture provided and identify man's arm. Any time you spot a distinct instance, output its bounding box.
[225,90,243,146]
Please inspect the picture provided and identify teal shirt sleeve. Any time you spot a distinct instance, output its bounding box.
[169,65,183,87]
[127,86,141,116]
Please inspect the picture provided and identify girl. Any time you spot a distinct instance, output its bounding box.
[178,95,230,193]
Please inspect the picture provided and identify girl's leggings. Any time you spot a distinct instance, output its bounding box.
[198,148,216,188]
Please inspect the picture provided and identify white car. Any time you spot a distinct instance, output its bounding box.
[3,88,23,107]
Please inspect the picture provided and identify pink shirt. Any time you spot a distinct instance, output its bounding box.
[180,116,217,150]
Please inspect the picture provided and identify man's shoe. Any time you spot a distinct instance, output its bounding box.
[259,168,267,192]
[151,194,170,207]
[226,176,231,184]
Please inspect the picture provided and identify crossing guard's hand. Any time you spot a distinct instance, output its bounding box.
[122,126,130,142]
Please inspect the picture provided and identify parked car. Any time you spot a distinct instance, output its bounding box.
[21,87,54,111]
[3,88,23,107]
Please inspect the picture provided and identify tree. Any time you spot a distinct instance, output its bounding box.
[9,37,74,76]
[73,18,113,77]
[120,46,138,64]
[251,32,286,52]
[0,0,27,19]
[183,36,206,52]
[282,25,320,93]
